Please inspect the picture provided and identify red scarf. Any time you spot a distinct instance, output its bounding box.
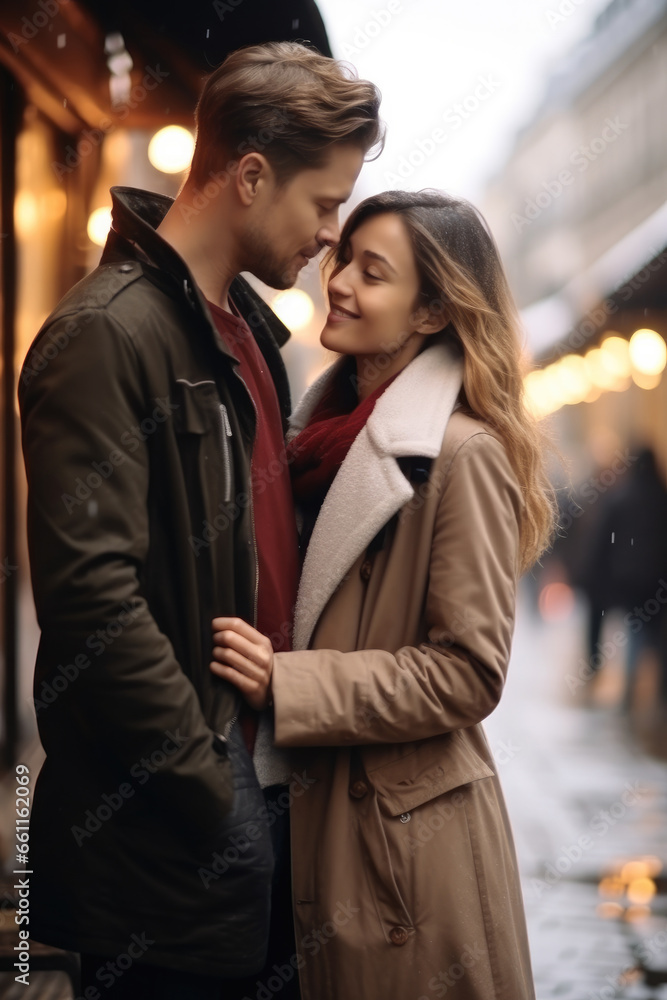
[288,365,399,503]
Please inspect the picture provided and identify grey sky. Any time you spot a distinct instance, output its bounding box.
[317,0,612,207]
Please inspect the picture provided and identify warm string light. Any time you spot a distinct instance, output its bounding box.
[525,330,665,419]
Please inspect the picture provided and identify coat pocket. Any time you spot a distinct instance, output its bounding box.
[358,734,494,940]
[356,787,414,936]
[366,730,494,818]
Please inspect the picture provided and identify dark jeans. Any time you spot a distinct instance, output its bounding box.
[225,783,301,1000]
[80,785,300,1000]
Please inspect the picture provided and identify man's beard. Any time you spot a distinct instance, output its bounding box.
[242,224,300,290]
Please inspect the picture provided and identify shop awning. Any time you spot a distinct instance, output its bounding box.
[0,0,331,133]
[522,199,667,363]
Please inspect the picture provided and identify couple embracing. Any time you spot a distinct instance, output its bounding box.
[20,40,554,1000]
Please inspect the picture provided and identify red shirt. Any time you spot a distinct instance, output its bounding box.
[207,299,299,654]
[208,300,299,755]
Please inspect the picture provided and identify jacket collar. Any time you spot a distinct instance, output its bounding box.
[102,186,293,424]
[103,186,292,350]
[291,340,463,650]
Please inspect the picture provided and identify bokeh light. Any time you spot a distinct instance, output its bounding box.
[270,289,315,333]
[14,191,39,237]
[148,126,195,174]
[626,877,656,904]
[538,582,575,622]
[600,334,631,379]
[87,206,112,247]
[628,328,666,376]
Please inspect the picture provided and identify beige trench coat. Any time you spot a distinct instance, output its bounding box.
[272,343,536,1000]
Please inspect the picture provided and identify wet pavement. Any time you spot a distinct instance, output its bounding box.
[485,583,667,999]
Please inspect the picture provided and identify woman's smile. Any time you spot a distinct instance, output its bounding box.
[327,303,360,323]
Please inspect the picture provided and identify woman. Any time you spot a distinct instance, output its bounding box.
[210,190,555,1000]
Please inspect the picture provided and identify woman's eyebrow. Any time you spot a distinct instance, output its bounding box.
[362,249,397,274]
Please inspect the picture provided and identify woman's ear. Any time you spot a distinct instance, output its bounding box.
[235,152,272,207]
[411,302,449,336]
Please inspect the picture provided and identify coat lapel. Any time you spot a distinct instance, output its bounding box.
[292,341,463,651]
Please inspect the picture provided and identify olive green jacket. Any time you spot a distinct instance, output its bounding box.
[19,186,291,975]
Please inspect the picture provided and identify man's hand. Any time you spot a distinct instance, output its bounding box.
[211,617,274,711]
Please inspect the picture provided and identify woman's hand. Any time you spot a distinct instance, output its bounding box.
[210,617,274,712]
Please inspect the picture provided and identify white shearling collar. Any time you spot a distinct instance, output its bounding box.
[291,340,463,650]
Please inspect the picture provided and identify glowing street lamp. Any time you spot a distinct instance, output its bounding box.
[148,126,194,174]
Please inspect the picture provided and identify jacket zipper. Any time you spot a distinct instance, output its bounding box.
[232,369,259,629]
[218,403,233,504]
[217,713,238,743]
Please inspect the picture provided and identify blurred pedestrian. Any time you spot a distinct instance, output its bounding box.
[211,191,556,1000]
[19,42,382,1000]
[561,460,623,673]
[580,446,667,710]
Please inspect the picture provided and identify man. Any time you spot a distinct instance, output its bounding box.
[19,41,382,999]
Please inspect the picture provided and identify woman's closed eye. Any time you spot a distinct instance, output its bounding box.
[363,270,384,282]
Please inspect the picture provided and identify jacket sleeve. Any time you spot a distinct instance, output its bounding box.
[20,310,233,834]
[272,432,522,746]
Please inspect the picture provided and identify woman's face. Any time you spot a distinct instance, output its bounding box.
[321,212,427,366]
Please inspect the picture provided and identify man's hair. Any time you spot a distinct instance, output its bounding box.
[189,41,384,186]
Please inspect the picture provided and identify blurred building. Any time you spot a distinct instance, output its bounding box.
[483,0,667,484]
[0,1,332,766]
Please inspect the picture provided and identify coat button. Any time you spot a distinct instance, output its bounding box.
[399,812,411,823]
[390,926,409,946]
[349,780,368,799]
[360,559,372,581]
[119,263,133,273]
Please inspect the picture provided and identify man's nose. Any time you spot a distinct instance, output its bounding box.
[317,212,341,248]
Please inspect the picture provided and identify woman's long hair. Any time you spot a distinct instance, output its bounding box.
[327,190,557,572]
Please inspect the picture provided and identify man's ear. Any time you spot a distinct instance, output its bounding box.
[235,152,273,207]
[412,302,449,335]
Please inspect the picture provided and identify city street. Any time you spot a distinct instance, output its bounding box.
[486,583,667,999]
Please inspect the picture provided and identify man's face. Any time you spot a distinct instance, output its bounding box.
[241,143,364,289]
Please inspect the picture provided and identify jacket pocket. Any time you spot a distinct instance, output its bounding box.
[174,378,234,511]
[366,730,494,817]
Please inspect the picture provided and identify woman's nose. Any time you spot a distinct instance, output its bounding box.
[327,263,353,298]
